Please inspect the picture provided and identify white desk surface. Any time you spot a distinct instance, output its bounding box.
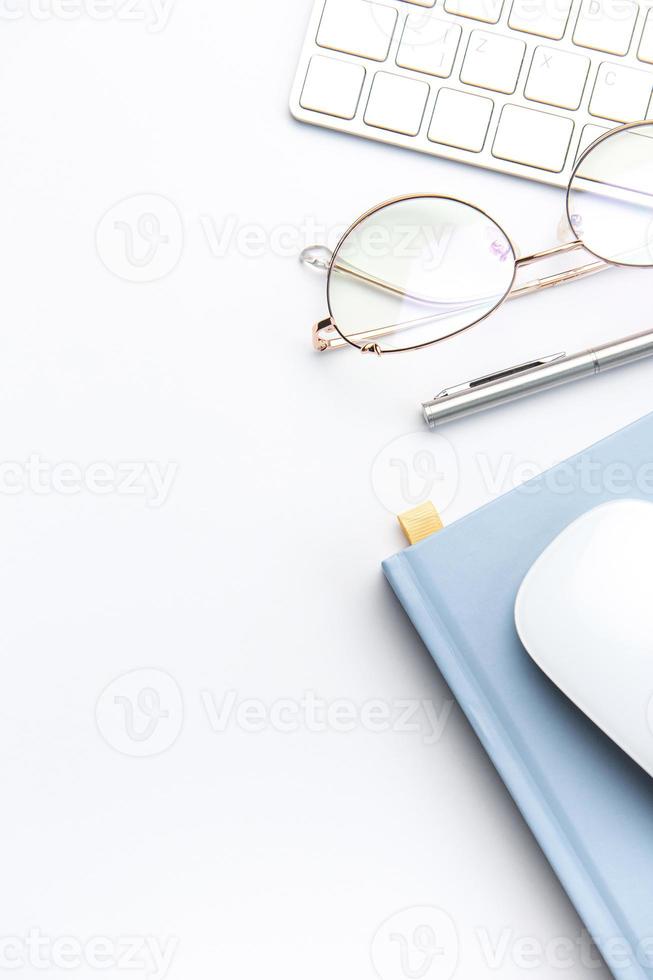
[0,5,650,980]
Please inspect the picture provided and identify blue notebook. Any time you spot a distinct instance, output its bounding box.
[383,413,653,980]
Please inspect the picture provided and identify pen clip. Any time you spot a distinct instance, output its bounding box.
[435,352,567,399]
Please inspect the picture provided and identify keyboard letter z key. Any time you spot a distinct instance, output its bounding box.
[460,31,526,94]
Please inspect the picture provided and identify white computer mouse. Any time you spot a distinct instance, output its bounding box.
[515,499,653,779]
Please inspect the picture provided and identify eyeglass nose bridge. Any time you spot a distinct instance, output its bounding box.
[517,239,584,266]
[512,238,607,300]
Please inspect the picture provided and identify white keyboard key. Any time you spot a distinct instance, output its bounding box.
[460,30,526,93]
[492,103,574,170]
[397,14,462,77]
[428,87,494,149]
[589,61,653,121]
[364,71,430,134]
[576,123,609,158]
[508,0,573,39]
[317,0,398,62]
[638,9,653,63]
[400,0,436,5]
[573,0,638,55]
[444,0,504,24]
[300,55,366,119]
[525,46,590,108]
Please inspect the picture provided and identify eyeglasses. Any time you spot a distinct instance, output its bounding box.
[302,120,653,356]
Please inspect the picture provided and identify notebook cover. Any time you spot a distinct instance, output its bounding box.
[383,413,653,980]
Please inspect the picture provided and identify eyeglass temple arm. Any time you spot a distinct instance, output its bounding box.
[306,240,610,352]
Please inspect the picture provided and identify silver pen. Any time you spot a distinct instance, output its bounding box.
[422,327,653,428]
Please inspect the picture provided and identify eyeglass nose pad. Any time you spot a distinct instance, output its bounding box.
[557,212,581,243]
[300,245,332,272]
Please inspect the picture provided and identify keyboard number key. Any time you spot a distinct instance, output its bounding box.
[317,0,398,62]
[525,46,590,109]
[444,0,504,25]
[364,71,430,135]
[638,9,653,63]
[492,103,574,171]
[573,0,638,56]
[460,31,526,93]
[428,88,494,150]
[397,14,462,77]
[300,56,366,119]
[589,62,653,122]
[509,0,573,40]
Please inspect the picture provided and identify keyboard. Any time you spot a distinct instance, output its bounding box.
[289,0,653,187]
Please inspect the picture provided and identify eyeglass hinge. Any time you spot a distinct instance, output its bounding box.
[313,318,334,352]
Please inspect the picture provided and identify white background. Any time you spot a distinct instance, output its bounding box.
[0,3,652,980]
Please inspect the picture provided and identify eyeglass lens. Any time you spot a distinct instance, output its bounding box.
[568,122,653,268]
[327,197,516,353]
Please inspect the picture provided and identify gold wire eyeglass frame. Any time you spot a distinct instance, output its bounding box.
[302,120,651,356]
